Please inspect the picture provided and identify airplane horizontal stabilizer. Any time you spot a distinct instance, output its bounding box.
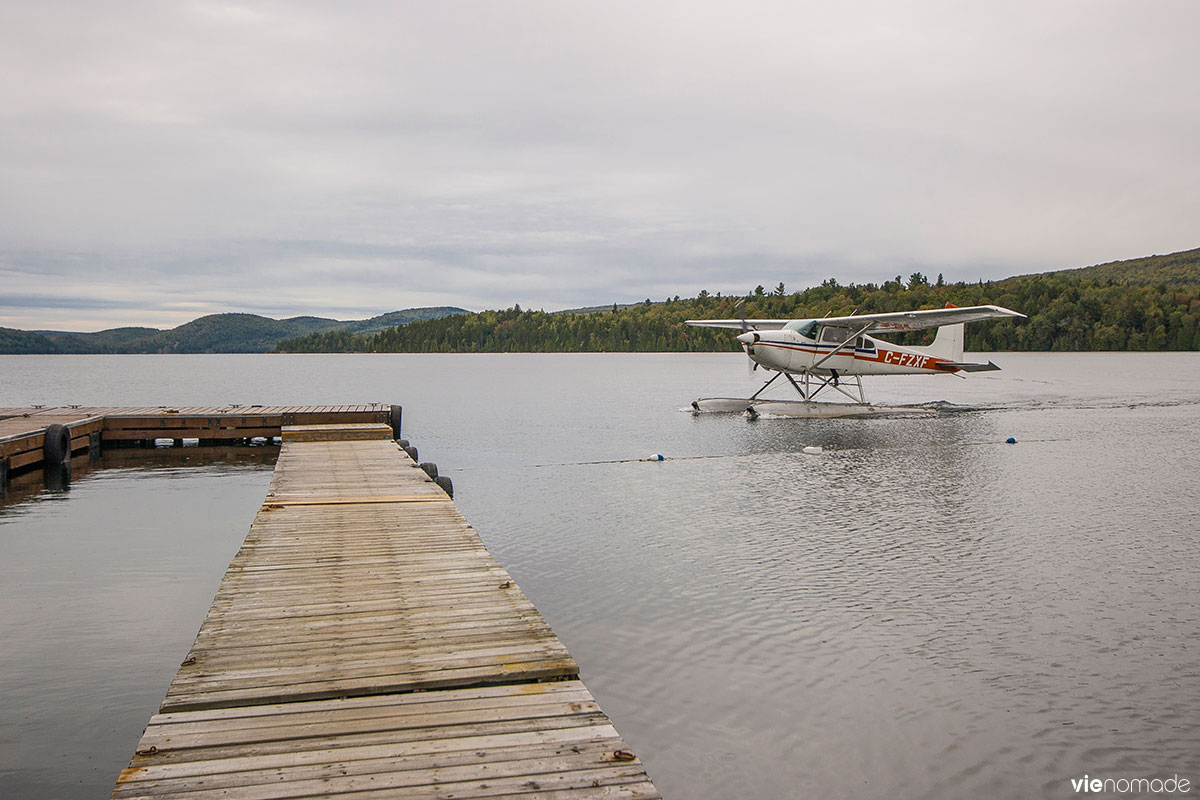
[941,361,1001,372]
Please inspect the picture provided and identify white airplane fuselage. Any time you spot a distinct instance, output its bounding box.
[738,324,962,377]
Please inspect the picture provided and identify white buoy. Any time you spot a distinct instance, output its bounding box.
[802,445,823,455]
[646,453,665,461]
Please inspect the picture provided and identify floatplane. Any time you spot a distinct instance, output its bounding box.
[686,304,1025,417]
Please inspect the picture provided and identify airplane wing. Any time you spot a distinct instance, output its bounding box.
[818,305,1025,332]
[685,305,1024,333]
[684,319,791,330]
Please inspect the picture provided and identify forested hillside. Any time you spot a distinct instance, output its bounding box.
[2,307,466,354]
[40,326,163,353]
[275,248,1200,353]
[0,327,57,354]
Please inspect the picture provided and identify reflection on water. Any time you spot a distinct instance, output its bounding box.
[472,403,1200,799]
[1,353,1199,799]
[1,446,278,509]
[0,454,273,799]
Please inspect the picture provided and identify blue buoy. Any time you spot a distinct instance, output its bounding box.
[1006,437,1017,444]
[647,453,665,461]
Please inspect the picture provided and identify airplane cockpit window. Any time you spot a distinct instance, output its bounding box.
[857,337,875,351]
[784,320,819,339]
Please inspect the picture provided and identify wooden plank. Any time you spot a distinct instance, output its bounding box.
[112,682,657,800]
[280,422,393,441]
[261,496,444,507]
[102,427,281,441]
[141,696,603,747]
[113,749,648,799]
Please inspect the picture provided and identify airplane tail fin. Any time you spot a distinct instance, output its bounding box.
[919,302,964,361]
[922,322,965,361]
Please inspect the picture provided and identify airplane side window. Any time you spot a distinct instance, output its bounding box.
[857,337,875,350]
[822,327,851,344]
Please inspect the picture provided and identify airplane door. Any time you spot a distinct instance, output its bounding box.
[815,326,858,371]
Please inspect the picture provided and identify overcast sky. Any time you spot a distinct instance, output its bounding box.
[2,1,1197,330]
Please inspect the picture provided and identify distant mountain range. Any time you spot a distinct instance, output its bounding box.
[5,247,1199,355]
[0,307,467,354]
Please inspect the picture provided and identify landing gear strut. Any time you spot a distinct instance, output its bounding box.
[748,372,783,401]
[749,369,868,404]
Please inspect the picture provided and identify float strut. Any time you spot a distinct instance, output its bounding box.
[749,372,783,401]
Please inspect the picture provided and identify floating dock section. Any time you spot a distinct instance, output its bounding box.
[106,421,659,799]
[0,405,398,482]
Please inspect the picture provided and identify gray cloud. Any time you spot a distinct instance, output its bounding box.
[1,0,1197,330]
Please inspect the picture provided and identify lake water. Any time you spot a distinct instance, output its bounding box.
[1,352,1198,799]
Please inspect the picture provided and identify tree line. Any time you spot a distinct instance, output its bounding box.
[275,250,1200,353]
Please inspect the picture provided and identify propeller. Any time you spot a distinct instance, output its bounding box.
[732,298,759,372]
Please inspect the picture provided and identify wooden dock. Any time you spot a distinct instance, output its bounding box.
[0,405,397,483]
[105,422,659,799]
